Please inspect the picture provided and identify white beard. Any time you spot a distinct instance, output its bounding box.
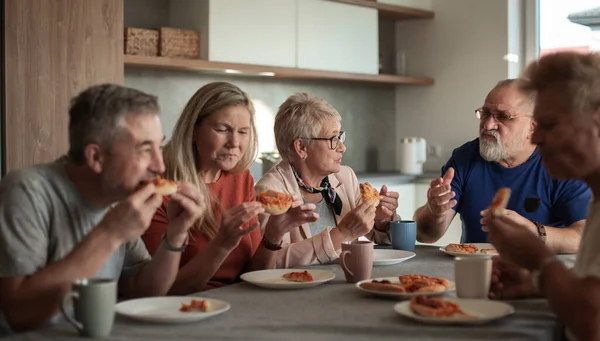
[479,131,511,162]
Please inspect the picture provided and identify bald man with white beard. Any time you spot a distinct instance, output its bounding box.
[413,79,591,254]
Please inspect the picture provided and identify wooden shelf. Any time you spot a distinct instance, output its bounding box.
[124,55,434,86]
[328,0,434,20]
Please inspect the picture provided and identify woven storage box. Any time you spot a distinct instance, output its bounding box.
[159,27,199,59]
[124,27,159,56]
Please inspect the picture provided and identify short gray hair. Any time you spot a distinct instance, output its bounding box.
[493,78,536,105]
[67,84,159,164]
[518,52,600,116]
[274,93,342,161]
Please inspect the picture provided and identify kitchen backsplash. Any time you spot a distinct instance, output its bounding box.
[125,68,397,174]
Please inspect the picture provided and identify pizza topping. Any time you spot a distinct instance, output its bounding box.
[410,295,470,318]
[359,182,380,205]
[180,299,210,312]
[258,190,294,215]
[282,270,313,282]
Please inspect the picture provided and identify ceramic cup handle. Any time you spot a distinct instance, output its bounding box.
[60,291,84,333]
[340,250,354,277]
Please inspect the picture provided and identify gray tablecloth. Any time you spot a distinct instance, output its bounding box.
[5,246,568,341]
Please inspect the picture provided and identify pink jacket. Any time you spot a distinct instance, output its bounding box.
[255,160,391,268]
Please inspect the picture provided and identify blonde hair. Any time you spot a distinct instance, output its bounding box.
[519,52,600,116]
[162,82,258,238]
[274,93,342,162]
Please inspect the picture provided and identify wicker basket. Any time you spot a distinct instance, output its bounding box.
[159,27,199,59]
[124,27,159,56]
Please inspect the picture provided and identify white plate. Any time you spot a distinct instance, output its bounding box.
[355,276,455,299]
[439,243,498,257]
[373,249,416,266]
[394,298,514,325]
[115,296,230,324]
[240,269,335,289]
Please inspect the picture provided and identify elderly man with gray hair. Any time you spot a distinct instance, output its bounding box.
[0,84,205,332]
[414,79,591,253]
[255,93,399,268]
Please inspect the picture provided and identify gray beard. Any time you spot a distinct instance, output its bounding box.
[479,132,510,162]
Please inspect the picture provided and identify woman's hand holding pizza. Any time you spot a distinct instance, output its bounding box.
[336,201,377,242]
[264,195,319,241]
[374,185,399,231]
[214,202,264,250]
[166,182,207,245]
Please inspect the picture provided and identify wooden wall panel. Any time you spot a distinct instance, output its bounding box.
[3,0,124,173]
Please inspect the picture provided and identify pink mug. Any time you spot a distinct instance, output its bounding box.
[340,241,374,283]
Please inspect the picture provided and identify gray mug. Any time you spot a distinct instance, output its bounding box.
[389,220,417,252]
[60,278,116,338]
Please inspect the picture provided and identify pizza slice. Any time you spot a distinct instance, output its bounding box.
[410,295,471,318]
[480,248,498,255]
[258,190,294,215]
[281,270,313,282]
[359,182,380,206]
[180,299,210,312]
[490,187,511,217]
[445,243,478,254]
[142,175,177,196]
[359,279,406,293]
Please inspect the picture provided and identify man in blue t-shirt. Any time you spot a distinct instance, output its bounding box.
[413,79,591,253]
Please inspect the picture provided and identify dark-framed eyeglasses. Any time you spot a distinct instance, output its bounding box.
[475,108,532,124]
[302,131,346,150]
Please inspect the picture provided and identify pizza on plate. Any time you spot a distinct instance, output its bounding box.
[258,190,294,215]
[490,187,511,217]
[282,270,313,282]
[360,274,449,293]
[445,243,479,254]
[359,182,380,206]
[410,295,471,318]
[180,299,210,312]
[142,175,177,196]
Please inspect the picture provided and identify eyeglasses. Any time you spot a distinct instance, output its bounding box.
[475,108,532,124]
[302,131,346,150]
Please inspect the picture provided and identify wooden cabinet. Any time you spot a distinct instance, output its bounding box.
[297,0,379,74]
[170,0,297,68]
[3,0,124,174]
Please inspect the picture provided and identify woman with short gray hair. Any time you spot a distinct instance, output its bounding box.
[255,93,400,268]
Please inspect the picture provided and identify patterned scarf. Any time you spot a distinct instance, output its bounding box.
[291,165,343,216]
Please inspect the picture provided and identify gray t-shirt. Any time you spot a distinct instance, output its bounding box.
[307,197,337,237]
[0,157,150,283]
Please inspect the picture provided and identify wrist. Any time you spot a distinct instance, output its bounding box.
[165,229,188,248]
[264,221,285,243]
[329,228,345,249]
[94,223,125,251]
[212,233,238,253]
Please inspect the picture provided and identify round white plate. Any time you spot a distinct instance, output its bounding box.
[240,269,335,289]
[439,243,498,257]
[373,249,416,266]
[394,298,514,325]
[355,276,455,299]
[115,296,230,324]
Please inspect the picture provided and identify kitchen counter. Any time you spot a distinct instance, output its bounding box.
[355,171,439,185]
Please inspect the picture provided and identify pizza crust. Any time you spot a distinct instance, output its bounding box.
[445,243,478,254]
[490,187,511,217]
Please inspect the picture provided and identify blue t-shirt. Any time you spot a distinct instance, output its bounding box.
[442,138,592,243]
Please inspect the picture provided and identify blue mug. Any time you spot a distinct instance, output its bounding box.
[389,220,416,252]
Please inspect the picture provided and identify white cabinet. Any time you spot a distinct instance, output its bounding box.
[170,0,297,67]
[386,184,415,221]
[296,0,379,74]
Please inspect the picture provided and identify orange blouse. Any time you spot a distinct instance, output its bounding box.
[142,170,261,291]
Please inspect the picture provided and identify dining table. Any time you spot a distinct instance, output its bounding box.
[4,245,574,341]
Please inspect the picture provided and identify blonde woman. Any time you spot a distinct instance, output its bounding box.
[255,93,399,268]
[142,82,317,294]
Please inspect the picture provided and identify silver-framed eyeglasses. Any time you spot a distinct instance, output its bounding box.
[475,108,532,124]
[302,131,346,150]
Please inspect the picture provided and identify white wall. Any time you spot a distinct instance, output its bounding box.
[394,0,519,173]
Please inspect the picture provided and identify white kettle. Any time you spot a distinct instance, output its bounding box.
[397,137,427,175]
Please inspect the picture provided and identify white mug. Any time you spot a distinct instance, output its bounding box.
[454,257,492,299]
